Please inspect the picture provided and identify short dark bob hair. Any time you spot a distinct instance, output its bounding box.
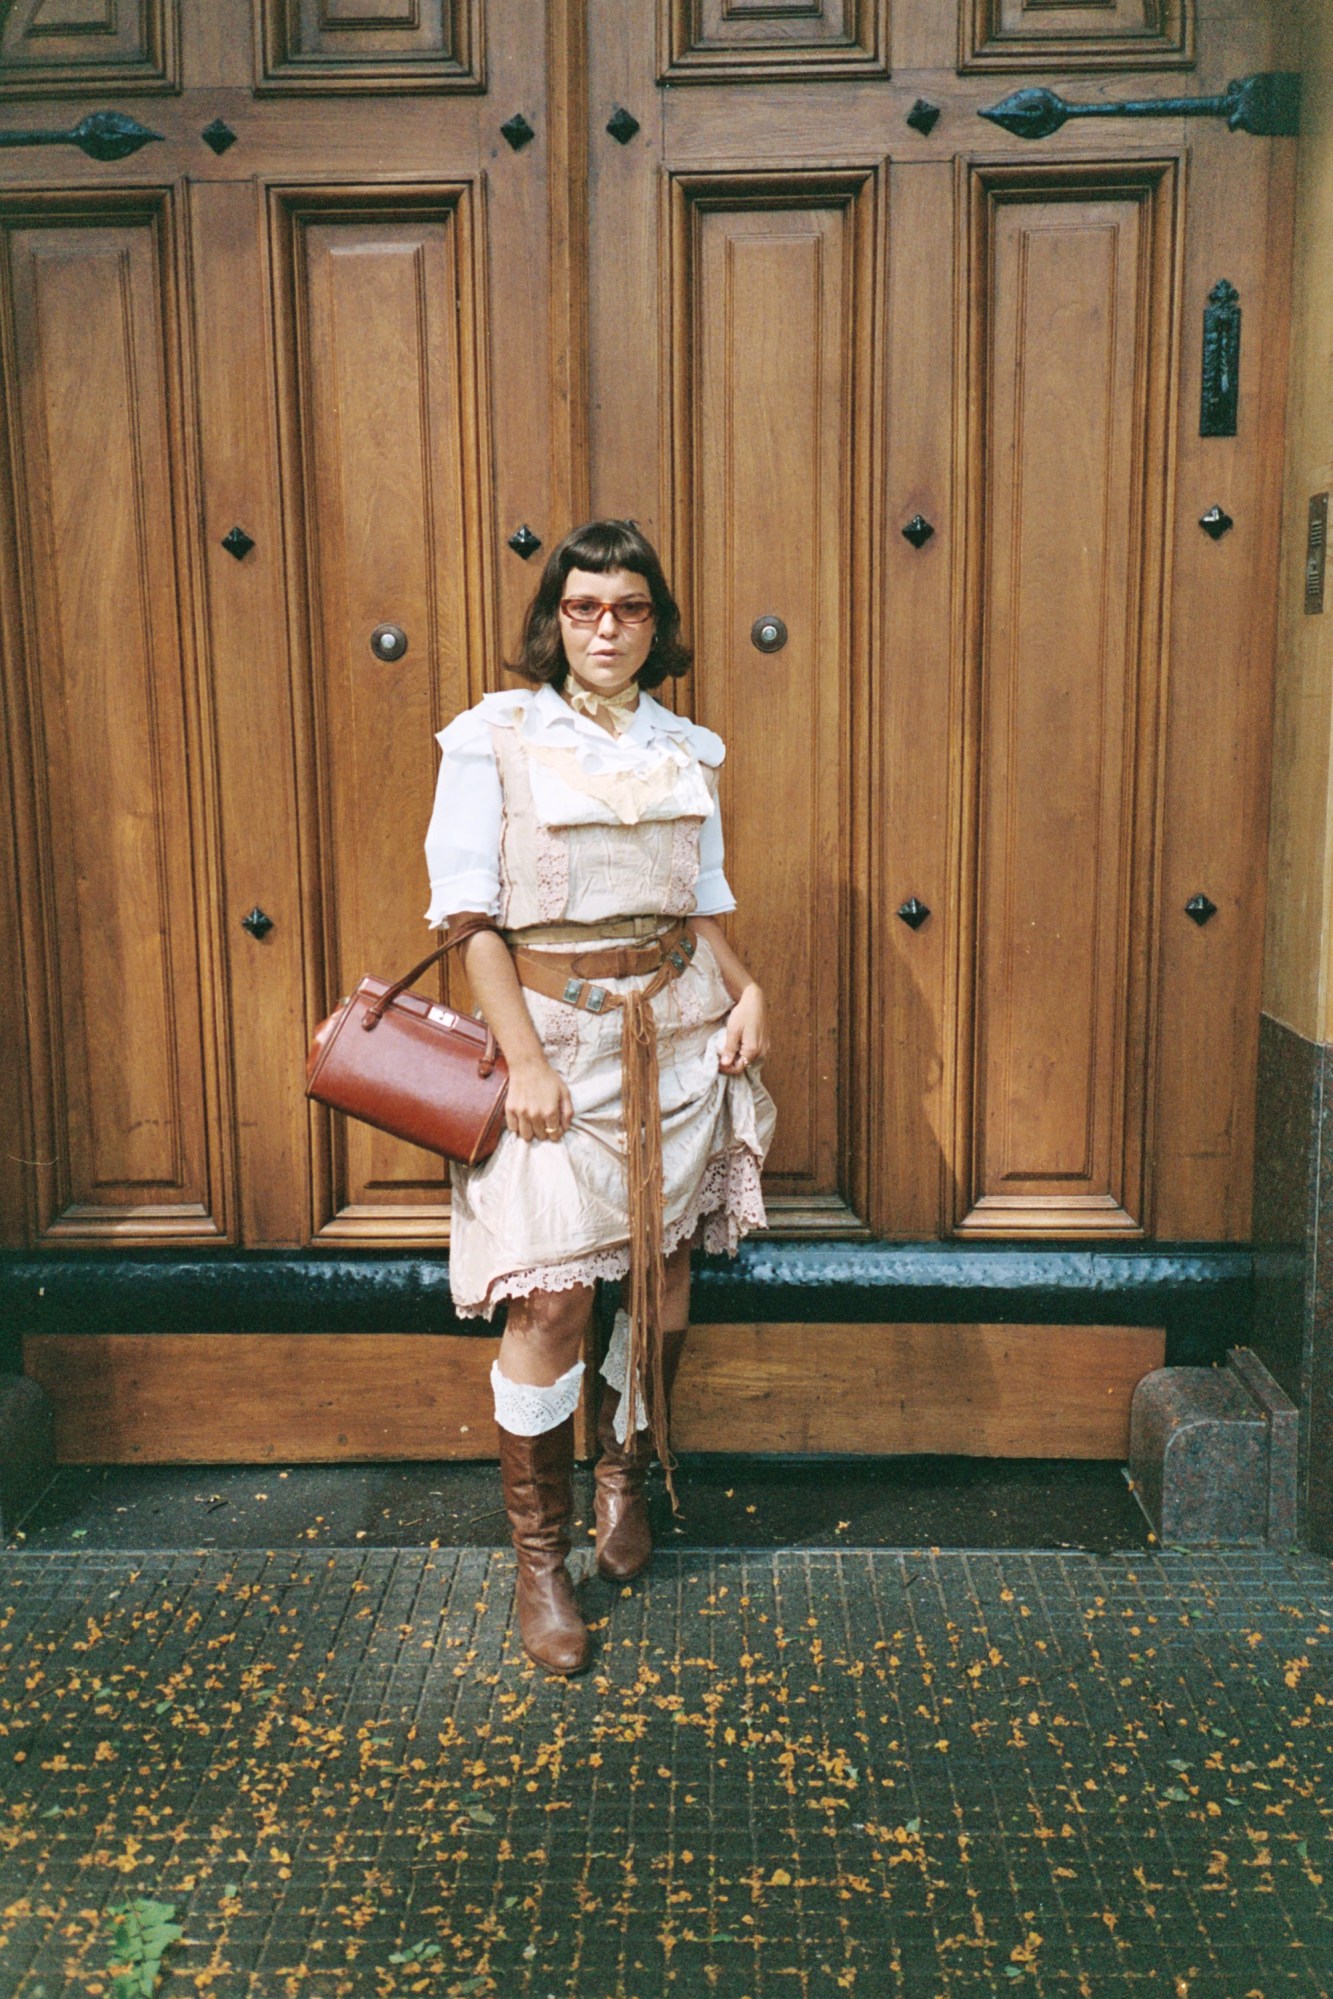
[507,518,692,692]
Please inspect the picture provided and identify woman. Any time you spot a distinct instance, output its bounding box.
[424,519,775,1675]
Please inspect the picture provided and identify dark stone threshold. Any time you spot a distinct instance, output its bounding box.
[0,1241,1252,1366]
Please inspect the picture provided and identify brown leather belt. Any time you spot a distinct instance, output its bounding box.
[510,919,698,1015]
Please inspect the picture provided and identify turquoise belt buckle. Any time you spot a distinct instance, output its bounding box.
[586,985,608,1012]
[562,977,582,1005]
[668,948,686,970]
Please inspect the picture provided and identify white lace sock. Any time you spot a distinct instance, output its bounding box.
[491,1357,585,1437]
[599,1307,649,1446]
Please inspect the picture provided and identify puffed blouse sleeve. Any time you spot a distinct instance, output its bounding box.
[686,724,736,918]
[423,707,504,926]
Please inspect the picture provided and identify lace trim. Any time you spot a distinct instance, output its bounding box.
[533,991,580,1071]
[456,1143,768,1319]
[673,959,710,1029]
[598,1307,648,1442]
[663,817,701,917]
[534,822,570,921]
[490,1356,585,1436]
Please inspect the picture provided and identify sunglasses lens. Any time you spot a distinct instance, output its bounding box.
[560,597,654,626]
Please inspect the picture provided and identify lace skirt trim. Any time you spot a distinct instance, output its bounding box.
[455,1144,766,1321]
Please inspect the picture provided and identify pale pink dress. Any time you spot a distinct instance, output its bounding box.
[423,683,776,1319]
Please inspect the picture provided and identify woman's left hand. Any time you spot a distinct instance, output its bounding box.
[719,982,768,1074]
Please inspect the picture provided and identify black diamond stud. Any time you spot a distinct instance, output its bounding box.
[906,99,941,136]
[241,907,274,938]
[508,524,541,559]
[902,514,935,549]
[897,897,931,929]
[500,113,536,151]
[1199,505,1234,540]
[201,119,238,155]
[222,526,255,560]
[1185,893,1218,926]
[606,106,640,145]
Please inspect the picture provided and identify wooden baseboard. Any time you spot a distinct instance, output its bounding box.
[675,1323,1164,1458]
[24,1322,1164,1463]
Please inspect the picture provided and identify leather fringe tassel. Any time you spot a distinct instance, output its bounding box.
[618,983,681,1515]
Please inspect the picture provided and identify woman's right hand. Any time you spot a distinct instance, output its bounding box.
[504,1053,574,1145]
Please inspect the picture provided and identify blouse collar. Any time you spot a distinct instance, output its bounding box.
[530,681,686,761]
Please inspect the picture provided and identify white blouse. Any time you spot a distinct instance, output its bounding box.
[423,682,736,926]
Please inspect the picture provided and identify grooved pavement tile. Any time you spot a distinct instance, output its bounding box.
[0,1547,1329,1997]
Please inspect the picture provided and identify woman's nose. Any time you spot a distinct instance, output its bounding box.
[596,607,620,635]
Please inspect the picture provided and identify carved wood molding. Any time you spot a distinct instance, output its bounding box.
[0,186,231,1244]
[254,0,484,93]
[664,165,883,1236]
[658,0,890,84]
[960,0,1194,74]
[267,184,492,1243]
[951,156,1182,1238]
[0,0,179,98]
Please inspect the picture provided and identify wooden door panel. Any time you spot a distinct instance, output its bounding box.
[1152,116,1295,1239]
[660,0,890,80]
[274,190,489,1240]
[188,180,313,1246]
[958,163,1178,1236]
[672,173,879,1231]
[254,0,483,90]
[0,0,177,95]
[961,0,1193,70]
[0,197,227,1241]
[880,160,956,1238]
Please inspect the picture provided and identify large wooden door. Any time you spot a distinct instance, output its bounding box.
[0,0,569,1250]
[588,0,1294,1244]
[0,0,1298,1463]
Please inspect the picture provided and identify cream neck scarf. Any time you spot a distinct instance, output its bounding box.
[563,675,640,736]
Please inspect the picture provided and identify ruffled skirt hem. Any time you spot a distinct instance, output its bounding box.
[451,1143,767,1322]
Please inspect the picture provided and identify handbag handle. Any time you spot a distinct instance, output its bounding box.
[360,926,502,1077]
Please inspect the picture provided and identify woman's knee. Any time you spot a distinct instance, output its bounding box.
[504,1286,592,1363]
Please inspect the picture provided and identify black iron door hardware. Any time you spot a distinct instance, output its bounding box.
[751,615,787,653]
[897,898,930,929]
[1201,281,1241,437]
[979,73,1299,143]
[902,515,934,548]
[1199,506,1234,540]
[221,526,255,560]
[0,110,163,161]
[1184,894,1217,926]
[1306,494,1329,617]
[241,907,274,939]
[606,108,640,145]
[370,624,407,661]
[508,525,541,558]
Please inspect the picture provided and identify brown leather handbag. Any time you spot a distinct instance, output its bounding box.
[305,940,508,1165]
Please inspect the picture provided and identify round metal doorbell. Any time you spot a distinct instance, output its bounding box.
[751,614,787,654]
[370,623,408,661]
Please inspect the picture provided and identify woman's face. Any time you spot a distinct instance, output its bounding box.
[557,566,656,699]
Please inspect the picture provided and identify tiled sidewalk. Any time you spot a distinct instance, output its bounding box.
[0,1545,1330,1997]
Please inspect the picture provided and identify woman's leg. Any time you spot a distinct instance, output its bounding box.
[492,1285,594,1676]
[594,1227,700,1581]
[498,1284,592,1383]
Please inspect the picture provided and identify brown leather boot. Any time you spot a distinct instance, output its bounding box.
[594,1326,687,1583]
[498,1415,591,1675]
